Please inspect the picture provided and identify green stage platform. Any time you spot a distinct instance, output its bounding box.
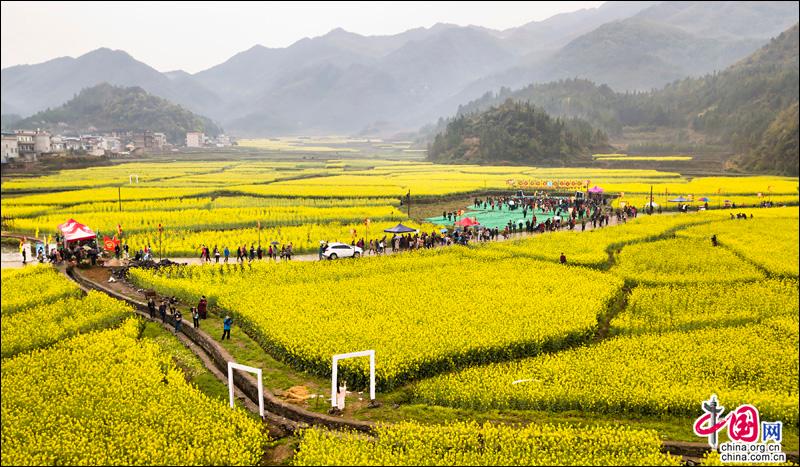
[426,204,563,230]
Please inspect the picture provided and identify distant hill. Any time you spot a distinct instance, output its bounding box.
[16,83,221,143]
[633,1,799,39]
[448,23,800,175]
[428,101,609,165]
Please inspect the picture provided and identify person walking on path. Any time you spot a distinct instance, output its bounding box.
[223,246,230,263]
[147,298,156,320]
[319,242,326,260]
[560,252,567,264]
[197,296,208,319]
[222,315,233,340]
[192,307,200,328]
[214,246,220,263]
[173,309,182,334]
[159,300,167,322]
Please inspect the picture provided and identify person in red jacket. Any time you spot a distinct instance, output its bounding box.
[197,296,208,319]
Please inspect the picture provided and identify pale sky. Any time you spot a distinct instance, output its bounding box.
[1,1,604,73]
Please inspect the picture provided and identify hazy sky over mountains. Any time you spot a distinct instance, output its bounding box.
[1,1,603,73]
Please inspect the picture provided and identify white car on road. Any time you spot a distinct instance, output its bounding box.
[322,242,363,259]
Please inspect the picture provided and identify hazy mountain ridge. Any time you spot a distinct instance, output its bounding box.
[2,1,797,136]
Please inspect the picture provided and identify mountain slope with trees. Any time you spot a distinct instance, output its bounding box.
[17,84,221,144]
[428,101,609,165]
[446,23,799,175]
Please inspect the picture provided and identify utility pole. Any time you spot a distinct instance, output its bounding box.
[118,186,122,212]
[158,223,163,262]
[406,190,411,218]
[649,185,654,215]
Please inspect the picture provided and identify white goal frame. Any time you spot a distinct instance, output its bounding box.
[228,361,264,417]
[129,174,139,184]
[331,350,375,407]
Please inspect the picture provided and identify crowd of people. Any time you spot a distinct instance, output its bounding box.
[145,294,234,340]
[197,243,296,263]
[17,190,785,267]
[21,237,102,266]
[440,193,628,238]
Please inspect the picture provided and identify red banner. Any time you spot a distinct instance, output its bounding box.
[103,236,120,251]
[506,179,585,189]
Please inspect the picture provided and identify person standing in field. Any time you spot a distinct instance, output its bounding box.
[222,315,233,340]
[173,309,182,334]
[159,300,167,322]
[197,296,208,319]
[560,252,567,264]
[192,307,200,328]
[223,246,230,263]
[147,298,156,320]
[213,245,220,263]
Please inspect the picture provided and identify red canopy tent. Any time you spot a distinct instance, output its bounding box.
[58,219,97,243]
[454,217,480,227]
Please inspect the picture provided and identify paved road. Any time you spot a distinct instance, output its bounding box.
[2,214,630,269]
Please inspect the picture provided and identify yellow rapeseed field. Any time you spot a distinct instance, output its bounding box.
[294,421,680,466]
[1,265,83,315]
[1,319,267,465]
[130,248,623,387]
